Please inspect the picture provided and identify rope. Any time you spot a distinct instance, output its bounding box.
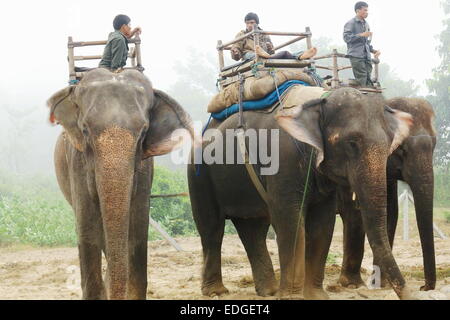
[268,68,286,111]
[290,147,315,297]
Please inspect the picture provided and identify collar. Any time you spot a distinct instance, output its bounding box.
[354,16,366,23]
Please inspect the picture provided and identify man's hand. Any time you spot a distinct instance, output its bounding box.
[358,31,372,38]
[231,47,241,60]
[373,50,381,58]
[132,27,142,37]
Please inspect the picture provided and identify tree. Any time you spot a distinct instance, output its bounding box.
[427,0,450,167]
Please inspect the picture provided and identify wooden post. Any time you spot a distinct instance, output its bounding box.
[68,36,76,82]
[373,60,379,85]
[134,35,142,69]
[305,27,315,70]
[254,26,260,64]
[149,217,184,251]
[401,190,409,241]
[331,49,339,88]
[217,40,224,71]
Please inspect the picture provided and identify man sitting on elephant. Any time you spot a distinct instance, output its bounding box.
[99,14,142,72]
[230,12,318,61]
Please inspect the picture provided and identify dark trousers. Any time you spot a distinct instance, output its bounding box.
[349,57,373,87]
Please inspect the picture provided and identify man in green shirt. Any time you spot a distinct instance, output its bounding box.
[99,14,142,72]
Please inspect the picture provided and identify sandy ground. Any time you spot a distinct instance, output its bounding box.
[1,219,450,300]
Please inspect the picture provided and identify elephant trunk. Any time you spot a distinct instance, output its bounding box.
[351,145,410,299]
[95,126,136,300]
[407,156,436,290]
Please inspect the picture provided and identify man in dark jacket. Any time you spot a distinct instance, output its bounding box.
[99,14,142,72]
[343,2,380,86]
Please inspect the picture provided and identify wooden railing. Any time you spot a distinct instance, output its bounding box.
[216,27,313,71]
[67,35,143,83]
[314,49,380,89]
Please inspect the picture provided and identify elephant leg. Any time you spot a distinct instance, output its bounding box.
[127,166,151,300]
[270,203,305,298]
[338,187,365,288]
[373,180,398,288]
[304,194,336,300]
[409,179,436,290]
[188,167,228,296]
[75,208,106,300]
[231,216,278,296]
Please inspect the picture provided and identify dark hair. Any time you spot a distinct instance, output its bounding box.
[354,1,368,12]
[113,14,131,30]
[244,12,259,24]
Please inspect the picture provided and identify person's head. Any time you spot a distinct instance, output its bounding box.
[244,12,259,31]
[354,2,369,19]
[113,14,132,37]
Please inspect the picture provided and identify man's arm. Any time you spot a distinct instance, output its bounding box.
[343,20,365,44]
[110,38,127,70]
[230,31,245,61]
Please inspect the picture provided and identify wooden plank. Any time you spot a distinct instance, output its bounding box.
[71,38,141,47]
[68,36,76,81]
[338,66,352,71]
[273,36,307,51]
[259,31,311,37]
[134,35,142,67]
[264,59,311,68]
[150,193,189,198]
[149,217,184,251]
[331,49,340,89]
[218,30,256,49]
[217,40,224,71]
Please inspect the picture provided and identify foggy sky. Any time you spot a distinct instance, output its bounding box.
[0,0,446,174]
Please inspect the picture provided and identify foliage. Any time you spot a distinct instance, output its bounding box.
[427,0,450,167]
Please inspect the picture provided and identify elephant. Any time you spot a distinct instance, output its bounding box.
[187,87,415,299]
[47,68,196,299]
[338,97,437,291]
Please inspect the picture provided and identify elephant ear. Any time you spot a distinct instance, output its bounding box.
[143,89,200,159]
[47,86,85,152]
[275,98,326,168]
[384,105,413,154]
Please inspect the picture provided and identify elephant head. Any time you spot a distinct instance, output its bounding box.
[275,87,414,298]
[47,68,197,299]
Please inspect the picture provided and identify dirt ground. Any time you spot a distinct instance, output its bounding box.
[1,219,450,300]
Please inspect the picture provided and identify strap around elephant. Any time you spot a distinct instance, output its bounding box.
[236,129,269,204]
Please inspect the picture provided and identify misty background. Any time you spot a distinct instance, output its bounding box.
[0,0,448,175]
[0,0,449,246]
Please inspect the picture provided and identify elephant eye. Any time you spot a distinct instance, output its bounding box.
[82,128,89,136]
[345,140,360,158]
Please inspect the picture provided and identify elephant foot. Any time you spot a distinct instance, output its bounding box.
[255,281,279,297]
[420,282,436,291]
[202,282,229,297]
[304,286,330,300]
[277,285,304,299]
[338,272,365,289]
[393,285,417,300]
[379,277,391,289]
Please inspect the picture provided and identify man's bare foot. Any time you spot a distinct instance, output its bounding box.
[255,45,271,58]
[299,47,317,60]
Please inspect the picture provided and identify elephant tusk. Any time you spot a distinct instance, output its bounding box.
[352,192,356,201]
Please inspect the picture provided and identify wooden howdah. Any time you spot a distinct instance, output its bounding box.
[67,35,144,83]
[216,26,381,92]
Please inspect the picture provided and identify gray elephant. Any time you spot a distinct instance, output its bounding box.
[188,87,415,299]
[47,69,195,299]
[338,97,437,291]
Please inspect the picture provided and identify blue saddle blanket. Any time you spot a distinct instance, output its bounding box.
[211,80,309,121]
